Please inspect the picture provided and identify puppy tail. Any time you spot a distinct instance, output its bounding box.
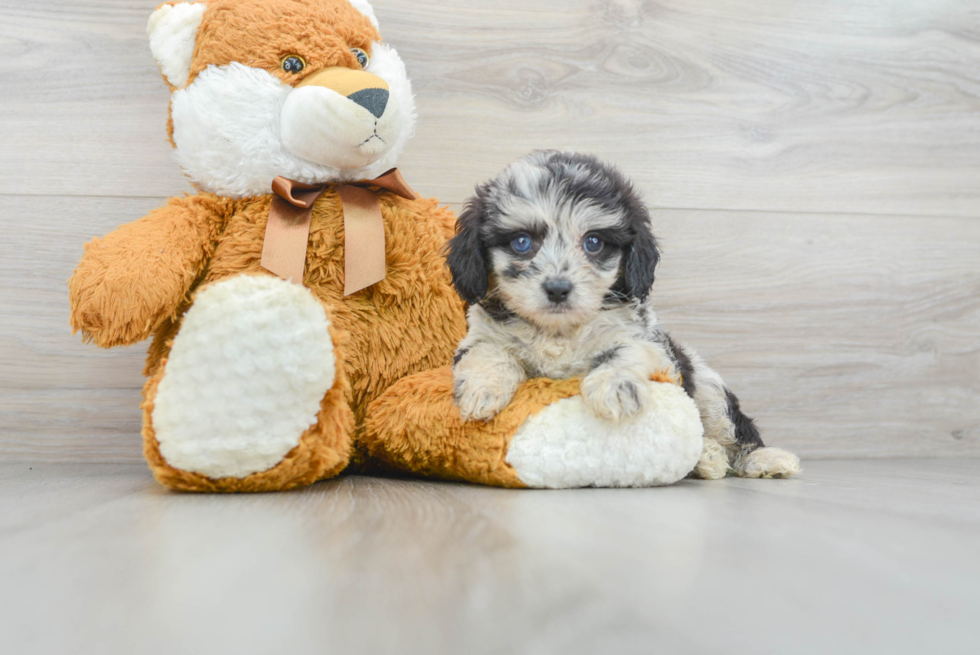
[724,388,764,454]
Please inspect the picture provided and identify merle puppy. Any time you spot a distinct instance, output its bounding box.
[445,150,799,479]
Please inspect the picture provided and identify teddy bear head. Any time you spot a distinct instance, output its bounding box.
[147,0,415,198]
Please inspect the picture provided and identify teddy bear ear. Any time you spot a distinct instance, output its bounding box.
[346,0,380,29]
[147,3,207,89]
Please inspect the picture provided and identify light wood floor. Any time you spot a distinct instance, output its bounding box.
[1,459,977,654]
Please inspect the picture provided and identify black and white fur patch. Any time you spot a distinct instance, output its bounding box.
[445,151,795,478]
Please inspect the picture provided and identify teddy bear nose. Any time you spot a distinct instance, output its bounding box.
[543,279,573,304]
[348,88,389,118]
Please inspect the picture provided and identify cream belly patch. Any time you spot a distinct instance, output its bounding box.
[153,275,336,479]
[505,382,704,489]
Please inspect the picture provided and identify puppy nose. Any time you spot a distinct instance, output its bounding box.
[543,279,573,303]
[348,88,389,118]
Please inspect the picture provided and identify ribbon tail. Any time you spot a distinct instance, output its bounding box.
[338,185,386,296]
[369,168,418,200]
[261,195,316,284]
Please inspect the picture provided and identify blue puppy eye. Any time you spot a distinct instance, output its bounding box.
[584,235,603,253]
[512,234,533,254]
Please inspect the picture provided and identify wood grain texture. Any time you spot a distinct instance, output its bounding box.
[0,460,978,654]
[1,0,979,463]
[1,0,979,215]
[649,209,980,459]
[393,0,980,216]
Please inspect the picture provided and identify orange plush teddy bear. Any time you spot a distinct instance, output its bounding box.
[69,0,765,493]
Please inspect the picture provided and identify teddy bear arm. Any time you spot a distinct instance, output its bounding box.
[69,196,226,348]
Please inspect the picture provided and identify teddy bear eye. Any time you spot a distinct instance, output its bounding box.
[281,55,306,74]
[351,48,369,69]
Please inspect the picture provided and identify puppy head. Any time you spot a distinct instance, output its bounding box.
[446,151,660,330]
[147,0,415,197]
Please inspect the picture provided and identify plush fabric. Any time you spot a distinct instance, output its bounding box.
[180,191,468,432]
[187,0,379,89]
[69,194,233,348]
[161,0,415,196]
[142,318,355,493]
[504,379,703,489]
[152,275,339,480]
[71,186,469,489]
[148,3,207,88]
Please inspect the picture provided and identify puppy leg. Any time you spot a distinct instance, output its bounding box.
[691,437,730,480]
[689,354,800,478]
[453,342,526,421]
[691,364,740,454]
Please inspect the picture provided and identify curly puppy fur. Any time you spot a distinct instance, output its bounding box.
[445,151,799,479]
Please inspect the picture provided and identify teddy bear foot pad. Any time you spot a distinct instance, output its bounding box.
[152,275,338,480]
[505,383,704,488]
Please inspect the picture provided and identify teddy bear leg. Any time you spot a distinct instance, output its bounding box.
[364,368,704,489]
[362,367,529,488]
[142,274,354,492]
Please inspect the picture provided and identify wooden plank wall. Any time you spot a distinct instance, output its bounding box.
[1,0,977,463]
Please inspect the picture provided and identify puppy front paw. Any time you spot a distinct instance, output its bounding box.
[581,369,650,422]
[453,376,518,421]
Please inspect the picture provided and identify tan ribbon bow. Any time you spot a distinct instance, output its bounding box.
[260,168,418,296]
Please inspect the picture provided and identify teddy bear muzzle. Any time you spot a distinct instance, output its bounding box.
[280,66,400,169]
[298,67,390,117]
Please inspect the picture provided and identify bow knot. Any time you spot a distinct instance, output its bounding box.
[260,169,417,296]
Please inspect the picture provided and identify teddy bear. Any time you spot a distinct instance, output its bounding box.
[69,0,470,491]
[69,0,785,493]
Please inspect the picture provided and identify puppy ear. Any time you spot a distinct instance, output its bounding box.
[624,207,661,302]
[445,194,490,304]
